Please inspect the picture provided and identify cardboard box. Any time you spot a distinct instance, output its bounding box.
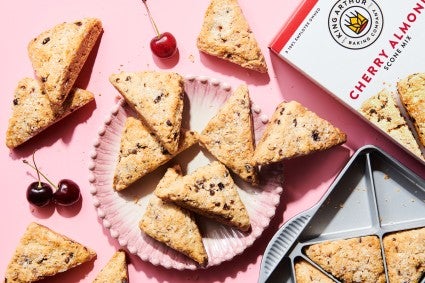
[270,0,425,163]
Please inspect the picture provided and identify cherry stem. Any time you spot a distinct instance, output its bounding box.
[141,0,161,37]
[23,153,58,190]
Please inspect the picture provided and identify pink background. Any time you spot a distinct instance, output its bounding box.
[0,1,423,282]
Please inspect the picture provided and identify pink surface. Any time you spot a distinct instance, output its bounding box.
[0,1,423,282]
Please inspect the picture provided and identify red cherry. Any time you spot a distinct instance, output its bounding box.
[150,32,177,58]
[142,0,177,58]
[53,179,81,206]
[26,181,53,207]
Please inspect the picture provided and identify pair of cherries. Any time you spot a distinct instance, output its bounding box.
[24,153,81,207]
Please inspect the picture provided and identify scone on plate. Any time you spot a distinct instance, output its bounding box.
[28,18,102,106]
[294,259,334,283]
[200,84,258,185]
[155,161,251,232]
[359,89,423,159]
[110,71,185,154]
[253,100,347,165]
[383,227,425,283]
[5,77,94,149]
[92,250,128,283]
[4,222,96,283]
[304,235,386,283]
[140,165,208,266]
[113,117,198,191]
[197,0,267,73]
[397,73,425,147]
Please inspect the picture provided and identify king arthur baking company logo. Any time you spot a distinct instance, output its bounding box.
[328,0,384,49]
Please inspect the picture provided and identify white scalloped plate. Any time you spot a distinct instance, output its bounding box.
[88,75,284,270]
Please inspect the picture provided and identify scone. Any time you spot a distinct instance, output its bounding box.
[253,101,347,165]
[197,0,267,73]
[140,166,208,266]
[92,250,128,283]
[200,85,258,185]
[4,222,96,283]
[110,71,184,154]
[360,89,423,159]
[304,236,386,283]
[383,227,425,283]
[5,77,94,149]
[155,161,251,232]
[294,259,334,283]
[28,18,102,106]
[113,117,198,191]
[397,73,425,147]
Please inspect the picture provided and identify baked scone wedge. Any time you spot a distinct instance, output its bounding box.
[5,222,96,283]
[360,89,423,159]
[140,165,208,266]
[155,161,251,232]
[5,77,94,149]
[92,250,128,283]
[110,71,184,154]
[113,117,198,191]
[28,18,102,106]
[304,236,386,283]
[294,259,334,283]
[197,0,267,73]
[383,227,425,283]
[200,85,258,185]
[253,101,347,165]
[397,73,425,147]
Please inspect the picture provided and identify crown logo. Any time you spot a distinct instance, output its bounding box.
[345,11,369,34]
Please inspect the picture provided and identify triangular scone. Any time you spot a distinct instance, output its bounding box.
[110,71,184,154]
[28,18,102,106]
[253,101,347,165]
[397,73,425,147]
[5,77,94,149]
[5,222,96,283]
[155,161,251,232]
[113,117,198,191]
[383,227,425,283]
[295,260,334,283]
[140,166,208,266]
[200,85,258,185]
[197,0,267,73]
[93,250,128,283]
[305,236,386,283]
[360,89,423,159]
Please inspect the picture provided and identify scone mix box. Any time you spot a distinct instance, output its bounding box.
[270,0,425,164]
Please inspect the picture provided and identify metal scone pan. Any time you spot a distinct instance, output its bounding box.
[259,145,425,283]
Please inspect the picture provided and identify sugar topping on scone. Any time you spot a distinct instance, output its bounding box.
[140,165,208,266]
[294,259,334,283]
[110,71,184,154]
[197,0,267,73]
[200,84,258,185]
[92,250,128,283]
[305,236,386,283]
[397,73,425,147]
[253,100,347,165]
[5,77,94,149]
[4,222,96,283]
[113,117,199,191]
[28,18,102,106]
[360,89,424,160]
[155,161,251,232]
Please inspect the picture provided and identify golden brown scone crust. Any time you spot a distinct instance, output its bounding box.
[305,236,386,283]
[197,0,267,73]
[294,260,334,283]
[5,78,94,149]
[253,101,346,165]
[28,18,102,106]
[92,250,128,283]
[5,222,96,283]
[200,85,258,185]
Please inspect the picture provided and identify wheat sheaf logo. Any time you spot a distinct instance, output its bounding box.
[328,0,383,50]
